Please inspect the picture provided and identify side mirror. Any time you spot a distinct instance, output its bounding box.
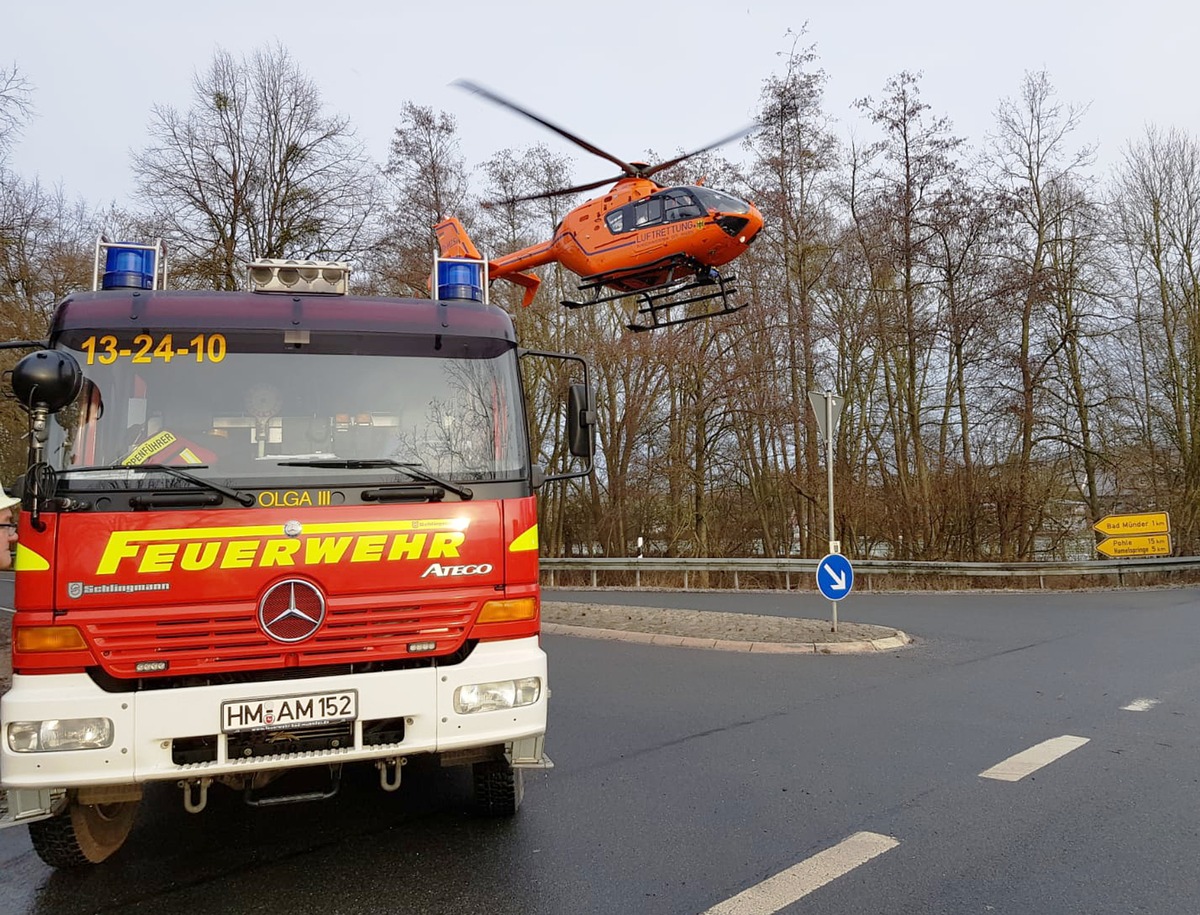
[567,383,595,459]
[520,347,595,484]
[9,349,83,532]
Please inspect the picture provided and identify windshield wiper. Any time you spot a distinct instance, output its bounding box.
[277,459,474,501]
[59,463,256,506]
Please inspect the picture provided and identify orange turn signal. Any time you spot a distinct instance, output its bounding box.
[16,626,87,652]
[477,598,538,624]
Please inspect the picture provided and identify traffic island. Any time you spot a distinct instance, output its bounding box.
[541,602,912,654]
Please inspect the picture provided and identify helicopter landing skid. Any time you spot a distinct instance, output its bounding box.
[562,272,746,332]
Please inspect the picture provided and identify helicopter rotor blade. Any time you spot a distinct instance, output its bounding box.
[483,174,626,209]
[641,124,760,178]
[454,79,640,177]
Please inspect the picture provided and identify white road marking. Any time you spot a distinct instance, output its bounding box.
[1120,698,1159,712]
[980,735,1090,782]
[702,831,900,915]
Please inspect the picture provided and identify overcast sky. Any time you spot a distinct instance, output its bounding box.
[5,0,1193,208]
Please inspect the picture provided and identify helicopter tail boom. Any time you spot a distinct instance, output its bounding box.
[434,217,542,307]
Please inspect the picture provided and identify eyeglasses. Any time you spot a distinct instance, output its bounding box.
[0,524,18,531]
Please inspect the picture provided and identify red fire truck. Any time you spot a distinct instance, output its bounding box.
[0,239,592,867]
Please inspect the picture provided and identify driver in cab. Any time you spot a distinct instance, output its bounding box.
[122,412,223,467]
[121,429,218,466]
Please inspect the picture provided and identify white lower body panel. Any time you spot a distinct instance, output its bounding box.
[0,637,547,789]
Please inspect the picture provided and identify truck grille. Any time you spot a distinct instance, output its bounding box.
[84,600,475,678]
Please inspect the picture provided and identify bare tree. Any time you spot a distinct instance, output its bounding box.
[1041,177,1115,543]
[1110,126,1200,551]
[851,71,965,557]
[0,63,33,163]
[923,177,1008,557]
[0,175,100,480]
[379,102,471,296]
[747,35,840,558]
[132,44,378,289]
[985,70,1095,557]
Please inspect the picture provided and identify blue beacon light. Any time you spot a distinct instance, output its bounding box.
[101,244,156,290]
[436,259,483,302]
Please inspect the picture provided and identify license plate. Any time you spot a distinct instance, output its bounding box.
[221,690,358,734]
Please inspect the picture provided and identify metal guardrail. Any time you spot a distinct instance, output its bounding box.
[541,556,1200,590]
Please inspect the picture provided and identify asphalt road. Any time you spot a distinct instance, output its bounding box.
[2,585,1199,913]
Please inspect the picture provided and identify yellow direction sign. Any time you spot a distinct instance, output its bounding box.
[1096,533,1172,558]
[1093,512,1170,537]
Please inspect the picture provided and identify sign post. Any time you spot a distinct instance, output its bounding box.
[808,390,846,631]
[816,553,855,632]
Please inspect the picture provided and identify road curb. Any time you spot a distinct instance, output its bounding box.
[542,622,912,654]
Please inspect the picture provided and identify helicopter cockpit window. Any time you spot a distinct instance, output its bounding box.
[692,187,751,215]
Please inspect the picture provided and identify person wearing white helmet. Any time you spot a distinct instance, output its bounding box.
[0,485,19,571]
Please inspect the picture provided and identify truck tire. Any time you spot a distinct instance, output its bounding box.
[472,759,524,817]
[28,798,139,867]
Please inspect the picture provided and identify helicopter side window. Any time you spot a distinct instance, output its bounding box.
[606,196,676,234]
[606,206,629,234]
[633,197,664,227]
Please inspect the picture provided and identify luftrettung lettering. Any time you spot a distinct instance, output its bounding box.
[96,519,471,575]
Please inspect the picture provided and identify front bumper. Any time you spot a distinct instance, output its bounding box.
[0,636,547,789]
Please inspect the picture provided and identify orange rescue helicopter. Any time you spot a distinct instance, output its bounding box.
[435,81,764,332]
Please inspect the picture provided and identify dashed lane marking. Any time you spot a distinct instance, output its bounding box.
[979,735,1090,782]
[702,831,900,915]
[1120,698,1160,712]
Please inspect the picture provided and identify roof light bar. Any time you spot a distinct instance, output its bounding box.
[248,259,350,295]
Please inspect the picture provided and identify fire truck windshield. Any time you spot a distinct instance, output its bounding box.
[45,330,528,490]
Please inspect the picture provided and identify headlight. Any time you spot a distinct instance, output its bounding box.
[453,677,541,714]
[7,718,114,752]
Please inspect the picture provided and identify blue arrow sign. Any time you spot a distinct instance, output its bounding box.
[816,553,854,601]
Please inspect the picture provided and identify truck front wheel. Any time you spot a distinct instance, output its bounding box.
[28,796,139,867]
[472,759,524,817]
